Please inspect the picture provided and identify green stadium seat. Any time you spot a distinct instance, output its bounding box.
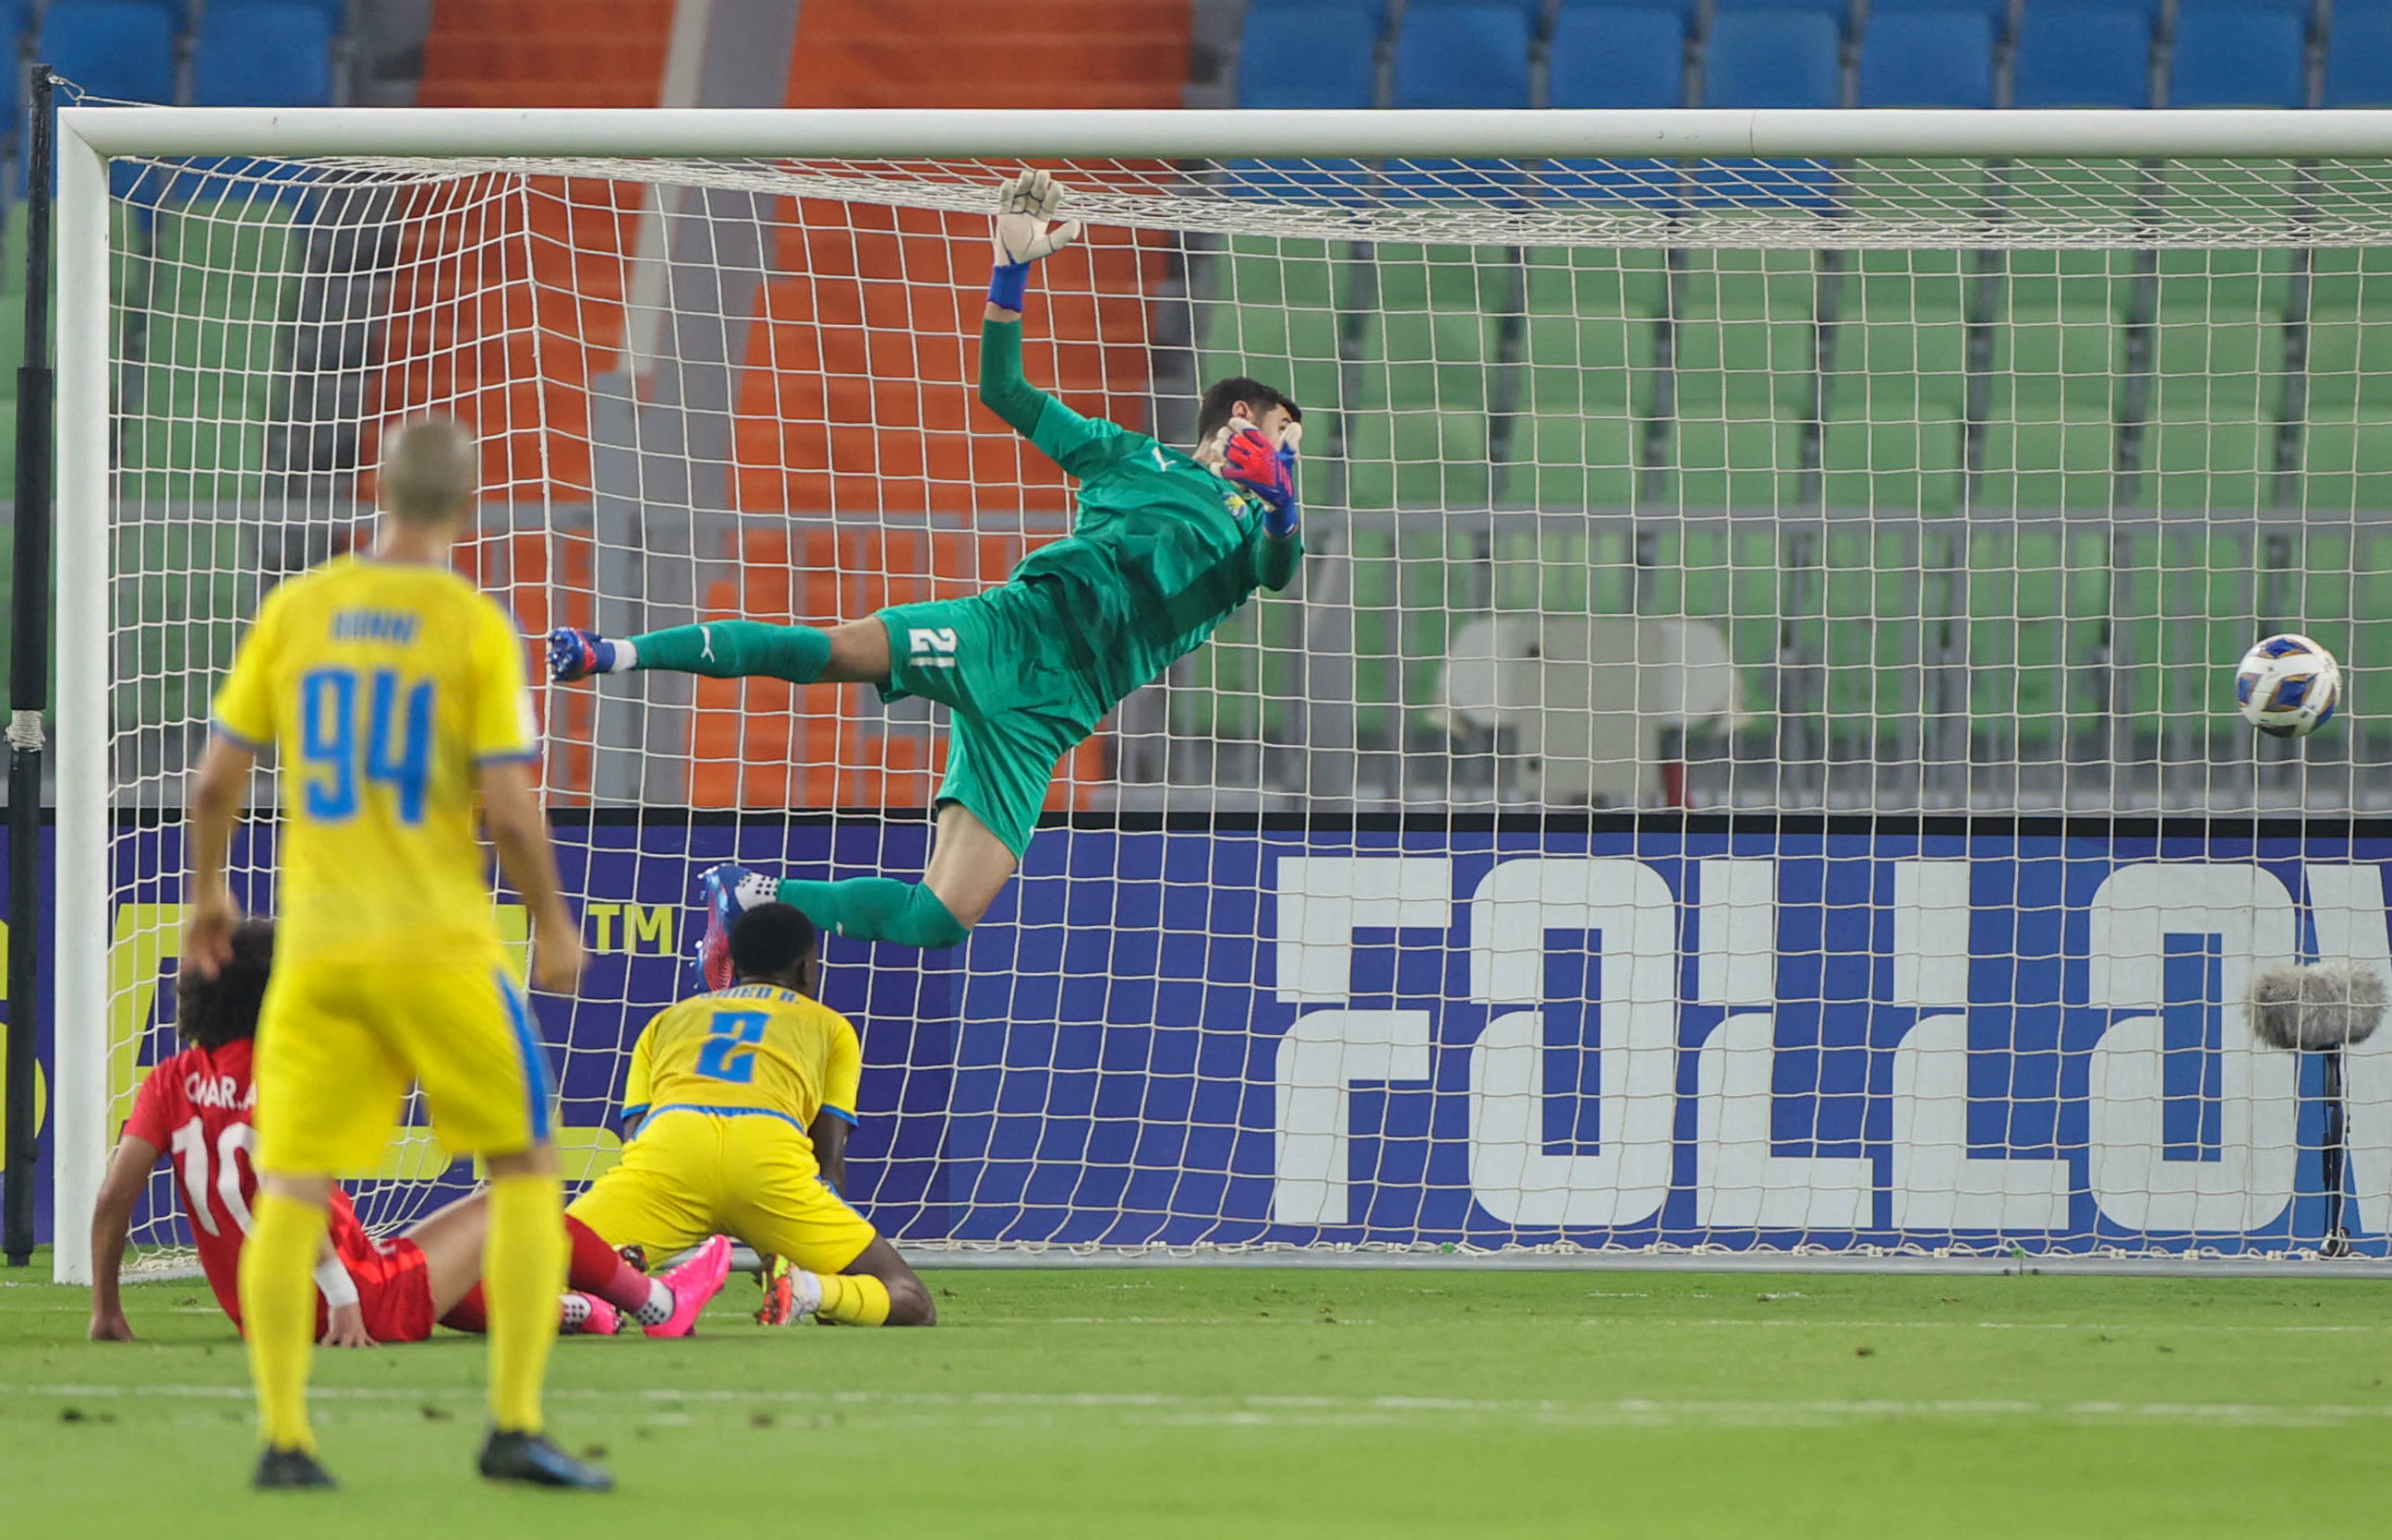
[1522,247,1670,321]
[2299,418,2392,516]
[2001,248,2135,322]
[1195,236,1349,421]
[1821,276,1968,513]
[1487,520,1637,614]
[2142,421,2285,512]
[1497,414,1639,509]
[2300,319,2392,419]
[1345,407,1492,510]
[2305,247,2392,318]
[121,198,303,501]
[2153,248,2292,320]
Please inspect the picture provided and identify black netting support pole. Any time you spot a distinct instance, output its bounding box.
[5,65,55,1269]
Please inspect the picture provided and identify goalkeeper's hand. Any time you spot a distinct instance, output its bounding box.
[988,169,1081,312]
[1223,425,1300,538]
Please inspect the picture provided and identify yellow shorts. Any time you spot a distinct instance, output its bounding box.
[566,1108,877,1275]
[252,954,553,1175]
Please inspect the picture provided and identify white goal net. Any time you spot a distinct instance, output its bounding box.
[52,109,2392,1278]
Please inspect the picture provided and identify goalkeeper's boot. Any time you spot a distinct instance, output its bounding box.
[694,863,761,993]
[546,628,617,683]
[755,1254,823,1326]
[646,1233,734,1339]
[477,1428,614,1491]
[253,1446,337,1490]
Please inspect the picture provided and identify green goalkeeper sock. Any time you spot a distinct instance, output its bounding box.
[624,620,832,683]
[774,876,970,949]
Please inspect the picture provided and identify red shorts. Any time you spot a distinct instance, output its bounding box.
[332,1229,438,1343]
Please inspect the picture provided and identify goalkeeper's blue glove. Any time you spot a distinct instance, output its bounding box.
[988,168,1081,311]
[1223,426,1299,538]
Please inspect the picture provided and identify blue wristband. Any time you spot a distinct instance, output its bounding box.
[1263,496,1299,539]
[988,261,1031,310]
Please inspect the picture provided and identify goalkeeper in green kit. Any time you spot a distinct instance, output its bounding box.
[549,171,1305,974]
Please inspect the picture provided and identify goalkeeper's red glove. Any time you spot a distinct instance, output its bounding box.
[1223,427,1299,537]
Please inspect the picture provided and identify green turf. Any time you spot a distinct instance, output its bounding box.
[6,1262,2392,1537]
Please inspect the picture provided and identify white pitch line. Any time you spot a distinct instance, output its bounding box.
[6,1383,2391,1430]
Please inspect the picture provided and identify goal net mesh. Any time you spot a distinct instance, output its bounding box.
[92,148,2392,1270]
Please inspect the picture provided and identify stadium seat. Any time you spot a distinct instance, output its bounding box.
[1822,251,1970,512]
[1388,4,1532,196]
[1195,235,1349,424]
[1703,9,1842,105]
[1712,0,1853,18]
[1557,0,1701,16]
[1697,10,1840,209]
[40,1,177,106]
[1858,10,1998,107]
[2167,3,2307,107]
[1866,0,2006,18]
[1237,3,1381,106]
[1666,249,1818,510]
[122,198,305,499]
[2323,5,2392,106]
[1502,247,1664,509]
[1391,4,1530,108]
[1229,3,1380,199]
[2011,3,2154,107]
[193,3,337,107]
[1540,6,1686,204]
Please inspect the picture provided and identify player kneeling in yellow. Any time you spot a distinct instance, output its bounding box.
[569,903,935,1327]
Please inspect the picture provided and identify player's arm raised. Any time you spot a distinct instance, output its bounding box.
[87,1132,162,1341]
[978,171,1095,439]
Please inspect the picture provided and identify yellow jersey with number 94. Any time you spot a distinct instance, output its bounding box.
[622,986,863,1140]
[211,553,538,969]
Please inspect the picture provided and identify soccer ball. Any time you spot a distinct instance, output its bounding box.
[2234,633,2341,739]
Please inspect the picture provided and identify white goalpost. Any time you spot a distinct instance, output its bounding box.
[49,105,2392,1283]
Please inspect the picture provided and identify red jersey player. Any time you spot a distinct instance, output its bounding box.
[88,919,733,1345]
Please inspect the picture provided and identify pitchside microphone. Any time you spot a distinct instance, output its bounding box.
[2247,962,2388,1258]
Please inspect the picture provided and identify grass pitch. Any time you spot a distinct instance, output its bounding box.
[5,1261,2392,1538]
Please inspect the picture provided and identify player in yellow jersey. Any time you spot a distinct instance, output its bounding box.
[568,903,936,1327]
[183,417,610,1492]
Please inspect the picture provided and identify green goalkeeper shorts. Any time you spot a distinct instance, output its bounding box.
[875,577,1110,858]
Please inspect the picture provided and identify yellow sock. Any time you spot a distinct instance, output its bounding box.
[815,1272,891,1327]
[484,1173,566,1434]
[238,1191,327,1453]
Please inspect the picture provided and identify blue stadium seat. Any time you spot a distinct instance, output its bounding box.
[1549,6,1685,107]
[41,1,177,105]
[1389,4,1532,197]
[1558,0,1701,18]
[1867,0,2006,18]
[1391,4,1532,108]
[1229,3,1380,198]
[2168,3,2307,107]
[193,4,336,107]
[1711,0,1854,24]
[2324,6,2392,106]
[1697,10,1839,209]
[2011,2,2154,107]
[1859,10,1998,106]
[1702,9,1842,105]
[1542,6,1686,203]
[1238,3,1380,107]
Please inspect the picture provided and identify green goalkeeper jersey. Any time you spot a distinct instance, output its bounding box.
[978,319,1302,708]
